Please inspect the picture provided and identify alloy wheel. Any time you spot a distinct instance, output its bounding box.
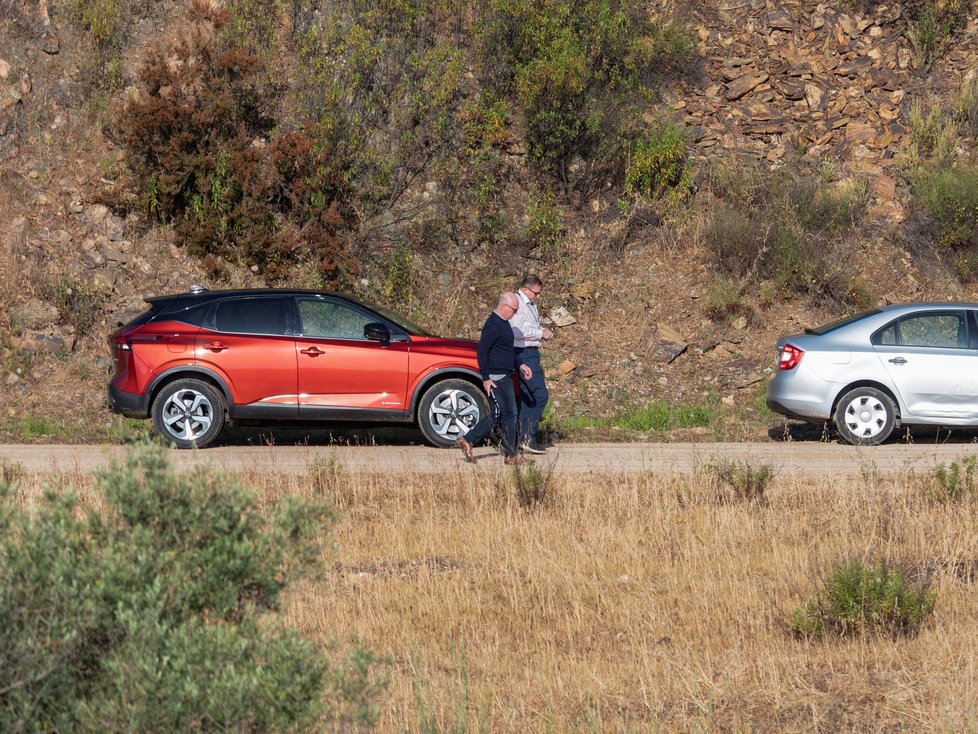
[160,388,215,442]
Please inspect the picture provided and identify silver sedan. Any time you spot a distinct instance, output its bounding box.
[766,303,978,445]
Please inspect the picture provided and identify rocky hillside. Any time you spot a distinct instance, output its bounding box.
[1,0,977,444]
[680,1,978,218]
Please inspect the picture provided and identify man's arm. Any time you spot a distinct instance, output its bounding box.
[476,315,497,381]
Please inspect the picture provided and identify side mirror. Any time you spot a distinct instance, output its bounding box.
[364,322,391,346]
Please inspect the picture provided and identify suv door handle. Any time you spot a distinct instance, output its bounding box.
[300,346,326,357]
[204,342,228,352]
[888,357,907,365]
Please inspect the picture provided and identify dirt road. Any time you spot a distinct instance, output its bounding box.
[2,441,978,476]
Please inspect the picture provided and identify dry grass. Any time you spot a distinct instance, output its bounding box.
[11,464,978,731]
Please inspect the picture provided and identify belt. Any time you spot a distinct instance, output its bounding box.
[516,345,539,351]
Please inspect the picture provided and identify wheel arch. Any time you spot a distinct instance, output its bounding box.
[147,367,232,415]
[831,380,903,426]
[407,367,482,420]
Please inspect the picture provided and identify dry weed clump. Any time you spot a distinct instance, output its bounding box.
[0,458,26,486]
[11,466,978,731]
[496,461,560,510]
[705,458,774,505]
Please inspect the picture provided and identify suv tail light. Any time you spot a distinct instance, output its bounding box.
[778,343,803,370]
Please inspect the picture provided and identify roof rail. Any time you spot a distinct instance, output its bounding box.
[189,284,209,293]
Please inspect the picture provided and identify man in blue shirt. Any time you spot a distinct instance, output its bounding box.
[457,292,533,465]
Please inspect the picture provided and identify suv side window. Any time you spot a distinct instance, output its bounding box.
[873,312,967,349]
[297,299,373,340]
[213,297,291,336]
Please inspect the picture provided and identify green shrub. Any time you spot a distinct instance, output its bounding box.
[461,92,509,154]
[0,440,386,731]
[904,0,969,71]
[383,245,420,312]
[462,93,511,245]
[19,414,55,438]
[70,0,126,89]
[954,75,978,141]
[105,415,149,444]
[912,164,978,249]
[770,224,817,292]
[293,0,465,220]
[703,160,870,307]
[499,462,557,510]
[907,98,959,170]
[704,276,743,320]
[0,459,25,486]
[928,456,978,502]
[623,118,692,202]
[790,558,936,638]
[707,458,772,505]
[703,205,772,278]
[788,177,871,237]
[34,270,110,336]
[525,184,563,255]
[479,0,695,205]
[704,156,767,210]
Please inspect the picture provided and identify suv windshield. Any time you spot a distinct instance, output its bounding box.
[360,299,434,336]
[805,309,881,336]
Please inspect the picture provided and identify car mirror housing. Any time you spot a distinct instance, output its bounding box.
[364,322,391,345]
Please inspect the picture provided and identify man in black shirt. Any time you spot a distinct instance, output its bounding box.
[457,292,533,465]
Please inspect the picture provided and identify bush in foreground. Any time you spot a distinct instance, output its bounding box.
[0,440,385,732]
[790,558,936,638]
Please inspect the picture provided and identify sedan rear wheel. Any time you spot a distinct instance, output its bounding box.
[834,387,896,446]
[417,378,489,448]
[151,378,225,449]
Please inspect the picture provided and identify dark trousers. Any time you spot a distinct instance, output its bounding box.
[464,374,518,458]
[515,347,549,444]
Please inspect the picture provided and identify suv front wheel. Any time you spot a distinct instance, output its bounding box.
[151,378,226,448]
[417,378,489,448]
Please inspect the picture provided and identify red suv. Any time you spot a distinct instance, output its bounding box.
[108,288,489,448]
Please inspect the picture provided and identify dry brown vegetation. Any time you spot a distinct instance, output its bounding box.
[12,463,978,731]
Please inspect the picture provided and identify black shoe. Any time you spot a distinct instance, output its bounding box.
[521,441,547,455]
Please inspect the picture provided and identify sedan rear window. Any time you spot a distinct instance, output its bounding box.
[805,308,881,336]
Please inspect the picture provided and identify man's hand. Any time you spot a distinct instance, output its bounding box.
[519,364,532,380]
[542,328,554,340]
[483,378,496,395]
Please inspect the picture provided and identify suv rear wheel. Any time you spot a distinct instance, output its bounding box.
[417,379,489,448]
[151,378,225,448]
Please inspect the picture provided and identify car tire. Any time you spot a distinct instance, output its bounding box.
[151,378,225,449]
[417,378,490,448]
[834,387,896,446]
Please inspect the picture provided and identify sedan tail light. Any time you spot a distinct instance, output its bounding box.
[778,343,804,370]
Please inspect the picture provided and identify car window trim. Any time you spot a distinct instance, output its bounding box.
[871,309,970,350]
[205,296,296,337]
[293,296,410,342]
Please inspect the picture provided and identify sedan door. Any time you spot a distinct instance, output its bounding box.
[294,297,410,419]
[873,310,978,419]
